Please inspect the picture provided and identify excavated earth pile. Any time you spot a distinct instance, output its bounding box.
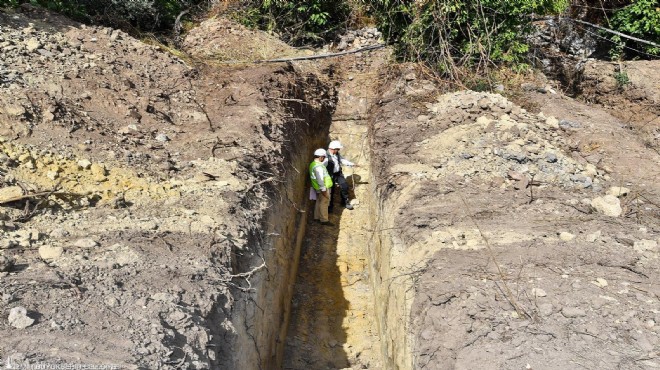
[369,67,659,369]
[1,5,659,370]
[0,7,336,369]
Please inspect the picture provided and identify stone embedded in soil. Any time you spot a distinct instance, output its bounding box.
[0,255,15,272]
[561,307,587,318]
[607,186,630,198]
[38,245,63,260]
[49,228,69,238]
[634,239,658,252]
[559,232,575,241]
[73,238,98,248]
[591,195,622,217]
[8,306,35,329]
[593,278,608,287]
[24,37,41,52]
[77,159,92,169]
[586,230,602,243]
[531,288,547,297]
[105,296,119,307]
[90,163,107,181]
[0,186,23,203]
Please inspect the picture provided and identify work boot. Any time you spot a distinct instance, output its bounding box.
[320,221,334,226]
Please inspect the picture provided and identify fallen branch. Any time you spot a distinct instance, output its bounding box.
[266,97,310,105]
[244,176,276,193]
[255,43,386,63]
[0,191,55,205]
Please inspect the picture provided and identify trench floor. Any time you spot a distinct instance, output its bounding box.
[283,121,381,369]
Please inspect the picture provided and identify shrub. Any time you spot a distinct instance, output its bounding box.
[235,0,351,46]
[610,0,660,58]
[0,0,211,33]
[614,69,630,89]
[362,0,569,79]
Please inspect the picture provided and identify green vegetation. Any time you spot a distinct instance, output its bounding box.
[235,0,351,46]
[1,0,657,79]
[0,0,206,33]
[610,0,660,58]
[614,69,630,89]
[361,0,569,79]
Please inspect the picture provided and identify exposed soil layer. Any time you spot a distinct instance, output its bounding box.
[1,5,659,370]
[283,50,388,370]
[579,60,660,151]
[0,7,335,369]
[369,65,659,369]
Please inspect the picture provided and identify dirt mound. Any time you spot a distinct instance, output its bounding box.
[369,67,659,369]
[0,7,335,369]
[183,17,303,61]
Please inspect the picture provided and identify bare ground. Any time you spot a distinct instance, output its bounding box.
[0,4,659,370]
[369,64,659,369]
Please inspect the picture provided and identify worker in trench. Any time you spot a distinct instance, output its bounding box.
[324,140,357,212]
[309,148,334,226]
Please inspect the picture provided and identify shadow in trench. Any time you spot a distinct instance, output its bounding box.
[283,193,350,369]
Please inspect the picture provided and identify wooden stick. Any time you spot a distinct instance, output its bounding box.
[0,190,76,205]
[254,44,386,64]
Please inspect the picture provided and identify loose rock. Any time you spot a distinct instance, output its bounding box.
[73,238,98,248]
[606,186,630,197]
[591,195,622,217]
[561,307,586,318]
[0,186,23,203]
[559,232,575,241]
[39,245,63,260]
[0,255,15,272]
[8,306,35,329]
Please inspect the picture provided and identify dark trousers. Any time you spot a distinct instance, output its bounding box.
[330,172,350,210]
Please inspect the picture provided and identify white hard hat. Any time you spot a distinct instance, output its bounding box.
[328,140,343,149]
[314,148,327,157]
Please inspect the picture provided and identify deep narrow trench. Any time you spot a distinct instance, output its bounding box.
[281,56,383,369]
[282,121,380,369]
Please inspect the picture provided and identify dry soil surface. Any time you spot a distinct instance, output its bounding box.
[1,4,659,370]
[0,6,335,369]
[369,64,659,369]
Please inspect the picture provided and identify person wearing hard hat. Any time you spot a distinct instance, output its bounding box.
[309,148,334,225]
[324,140,357,211]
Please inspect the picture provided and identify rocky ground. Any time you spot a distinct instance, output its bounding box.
[0,3,658,370]
[370,65,659,369]
[0,5,334,369]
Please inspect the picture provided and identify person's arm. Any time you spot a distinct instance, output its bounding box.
[340,157,355,167]
[313,166,327,193]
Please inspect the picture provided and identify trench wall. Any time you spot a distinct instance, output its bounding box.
[226,69,335,369]
[367,175,414,370]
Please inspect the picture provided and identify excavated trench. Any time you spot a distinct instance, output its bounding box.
[281,116,381,369]
[277,57,387,370]
[220,54,413,370]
